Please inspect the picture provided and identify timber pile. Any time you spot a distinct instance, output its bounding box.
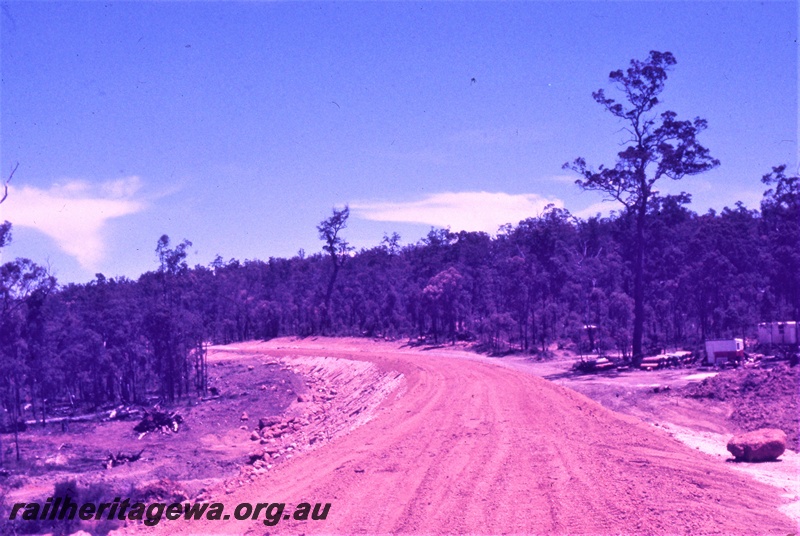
[640,351,694,370]
[573,356,616,373]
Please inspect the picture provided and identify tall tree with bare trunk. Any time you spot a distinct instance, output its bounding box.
[317,206,352,333]
[564,51,719,362]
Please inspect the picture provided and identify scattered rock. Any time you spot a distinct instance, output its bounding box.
[247,448,265,464]
[727,428,787,462]
[241,411,249,421]
[250,431,260,441]
[258,416,281,429]
[44,453,69,468]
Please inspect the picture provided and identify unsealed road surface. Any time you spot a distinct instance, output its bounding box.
[141,338,795,535]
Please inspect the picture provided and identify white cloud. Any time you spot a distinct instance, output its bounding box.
[352,191,564,234]
[1,177,146,269]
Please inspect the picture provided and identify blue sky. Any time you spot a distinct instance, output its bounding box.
[1,1,797,283]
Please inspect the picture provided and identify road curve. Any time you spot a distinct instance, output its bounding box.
[144,339,794,535]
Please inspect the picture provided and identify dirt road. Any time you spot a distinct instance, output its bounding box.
[139,339,795,535]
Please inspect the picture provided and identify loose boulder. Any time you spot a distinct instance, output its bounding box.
[247,447,266,464]
[727,428,787,462]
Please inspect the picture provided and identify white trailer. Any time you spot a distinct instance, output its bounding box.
[704,339,744,366]
[758,322,799,346]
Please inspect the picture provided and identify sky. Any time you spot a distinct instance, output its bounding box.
[0,1,797,284]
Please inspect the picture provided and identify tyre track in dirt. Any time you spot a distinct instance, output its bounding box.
[137,339,795,535]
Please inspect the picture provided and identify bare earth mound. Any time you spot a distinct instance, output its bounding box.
[684,363,800,450]
[132,338,793,535]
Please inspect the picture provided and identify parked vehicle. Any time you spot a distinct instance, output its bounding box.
[704,339,744,366]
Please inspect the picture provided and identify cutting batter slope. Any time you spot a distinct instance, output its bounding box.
[146,338,794,535]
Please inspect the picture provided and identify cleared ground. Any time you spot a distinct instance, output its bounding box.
[4,338,796,535]
[133,338,794,535]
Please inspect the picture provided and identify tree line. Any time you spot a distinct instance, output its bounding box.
[1,177,797,422]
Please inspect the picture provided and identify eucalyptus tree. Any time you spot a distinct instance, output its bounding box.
[564,51,719,361]
[317,206,352,332]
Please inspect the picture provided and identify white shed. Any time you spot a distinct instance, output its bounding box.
[758,322,799,346]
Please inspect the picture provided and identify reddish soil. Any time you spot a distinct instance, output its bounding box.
[683,363,800,449]
[127,338,793,535]
[3,338,796,535]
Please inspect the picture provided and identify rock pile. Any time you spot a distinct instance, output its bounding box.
[223,354,405,491]
[684,364,799,449]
